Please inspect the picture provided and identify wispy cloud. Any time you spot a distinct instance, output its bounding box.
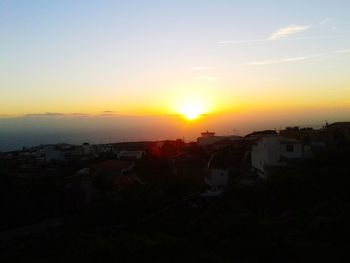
[335,48,350,54]
[268,24,311,40]
[25,112,64,117]
[99,111,119,117]
[23,112,107,118]
[319,18,332,25]
[218,39,267,45]
[242,56,312,66]
[219,24,311,45]
[188,66,213,71]
[195,75,218,81]
[242,48,350,67]
[70,113,90,117]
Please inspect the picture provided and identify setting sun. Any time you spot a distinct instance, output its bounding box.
[182,106,201,120]
[177,99,208,120]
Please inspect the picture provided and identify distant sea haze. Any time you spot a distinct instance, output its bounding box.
[0,111,347,151]
[0,115,187,151]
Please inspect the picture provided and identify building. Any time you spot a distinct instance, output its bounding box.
[91,160,140,191]
[279,122,350,147]
[251,135,310,178]
[279,126,325,145]
[204,151,232,188]
[245,130,278,141]
[325,122,350,145]
[117,150,145,160]
[81,142,95,156]
[197,130,236,147]
[42,145,66,162]
[204,168,229,188]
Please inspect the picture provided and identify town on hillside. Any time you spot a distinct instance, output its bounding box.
[1,121,350,262]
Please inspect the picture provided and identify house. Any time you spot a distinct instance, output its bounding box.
[204,152,230,188]
[210,136,244,151]
[197,131,244,150]
[197,131,227,146]
[64,167,96,210]
[117,150,145,160]
[92,159,135,176]
[205,168,229,188]
[90,160,140,191]
[279,126,325,146]
[41,145,65,162]
[81,142,95,156]
[325,122,350,145]
[251,135,310,178]
[245,130,278,141]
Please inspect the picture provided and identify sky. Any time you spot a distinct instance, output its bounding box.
[1,0,350,150]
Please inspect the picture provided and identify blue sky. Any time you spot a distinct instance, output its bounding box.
[0,0,350,149]
[1,1,349,116]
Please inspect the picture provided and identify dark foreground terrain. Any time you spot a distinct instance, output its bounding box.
[1,146,350,263]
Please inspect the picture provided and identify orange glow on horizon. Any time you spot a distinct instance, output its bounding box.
[172,96,211,121]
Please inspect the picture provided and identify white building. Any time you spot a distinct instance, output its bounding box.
[41,146,65,162]
[251,136,309,177]
[197,131,228,146]
[81,142,94,155]
[117,150,145,160]
[204,169,229,188]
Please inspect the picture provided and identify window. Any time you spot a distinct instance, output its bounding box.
[285,144,294,152]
